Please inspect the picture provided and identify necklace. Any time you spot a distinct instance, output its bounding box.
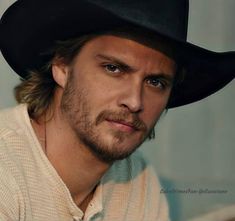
[44,118,47,155]
[30,116,47,155]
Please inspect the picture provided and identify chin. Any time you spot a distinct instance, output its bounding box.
[84,133,144,163]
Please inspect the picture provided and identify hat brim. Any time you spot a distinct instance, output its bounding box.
[1,0,234,108]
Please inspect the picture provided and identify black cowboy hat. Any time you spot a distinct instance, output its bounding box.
[0,0,234,108]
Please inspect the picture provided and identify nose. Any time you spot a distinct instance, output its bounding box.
[117,81,144,113]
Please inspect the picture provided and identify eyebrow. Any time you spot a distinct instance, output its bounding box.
[95,54,135,72]
[95,53,175,83]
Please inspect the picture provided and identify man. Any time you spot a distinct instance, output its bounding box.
[0,0,234,221]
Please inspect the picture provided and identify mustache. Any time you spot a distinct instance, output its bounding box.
[96,110,147,131]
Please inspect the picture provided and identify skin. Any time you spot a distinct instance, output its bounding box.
[32,35,176,212]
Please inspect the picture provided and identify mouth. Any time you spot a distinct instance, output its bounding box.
[106,119,138,133]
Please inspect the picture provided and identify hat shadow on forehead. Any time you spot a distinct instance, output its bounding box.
[102,27,177,62]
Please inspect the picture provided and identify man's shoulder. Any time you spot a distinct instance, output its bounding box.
[0,104,26,139]
[0,106,28,220]
[0,105,29,162]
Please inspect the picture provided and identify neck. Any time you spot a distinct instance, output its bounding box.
[31,105,111,209]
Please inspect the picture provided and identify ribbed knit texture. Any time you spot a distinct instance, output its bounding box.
[0,104,169,221]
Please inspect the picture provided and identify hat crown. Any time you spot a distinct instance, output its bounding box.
[87,0,189,41]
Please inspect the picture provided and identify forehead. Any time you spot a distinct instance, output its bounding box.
[76,35,176,74]
[103,27,176,58]
[84,32,175,56]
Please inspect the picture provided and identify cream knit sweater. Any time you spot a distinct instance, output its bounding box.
[0,105,169,221]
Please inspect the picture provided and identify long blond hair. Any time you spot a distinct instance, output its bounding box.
[14,35,96,119]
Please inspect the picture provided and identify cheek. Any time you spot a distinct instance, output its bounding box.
[86,82,120,109]
[77,82,113,117]
[142,107,164,127]
[78,67,117,96]
[142,96,169,126]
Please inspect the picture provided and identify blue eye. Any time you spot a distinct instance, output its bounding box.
[146,77,166,89]
[104,64,121,74]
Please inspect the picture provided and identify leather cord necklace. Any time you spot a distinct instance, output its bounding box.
[30,116,47,155]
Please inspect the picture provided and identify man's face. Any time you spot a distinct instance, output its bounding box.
[60,35,176,163]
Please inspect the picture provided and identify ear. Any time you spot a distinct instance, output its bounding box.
[52,63,69,88]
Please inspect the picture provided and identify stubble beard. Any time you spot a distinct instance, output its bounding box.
[60,75,151,164]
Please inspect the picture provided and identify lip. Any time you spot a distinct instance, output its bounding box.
[106,119,137,132]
